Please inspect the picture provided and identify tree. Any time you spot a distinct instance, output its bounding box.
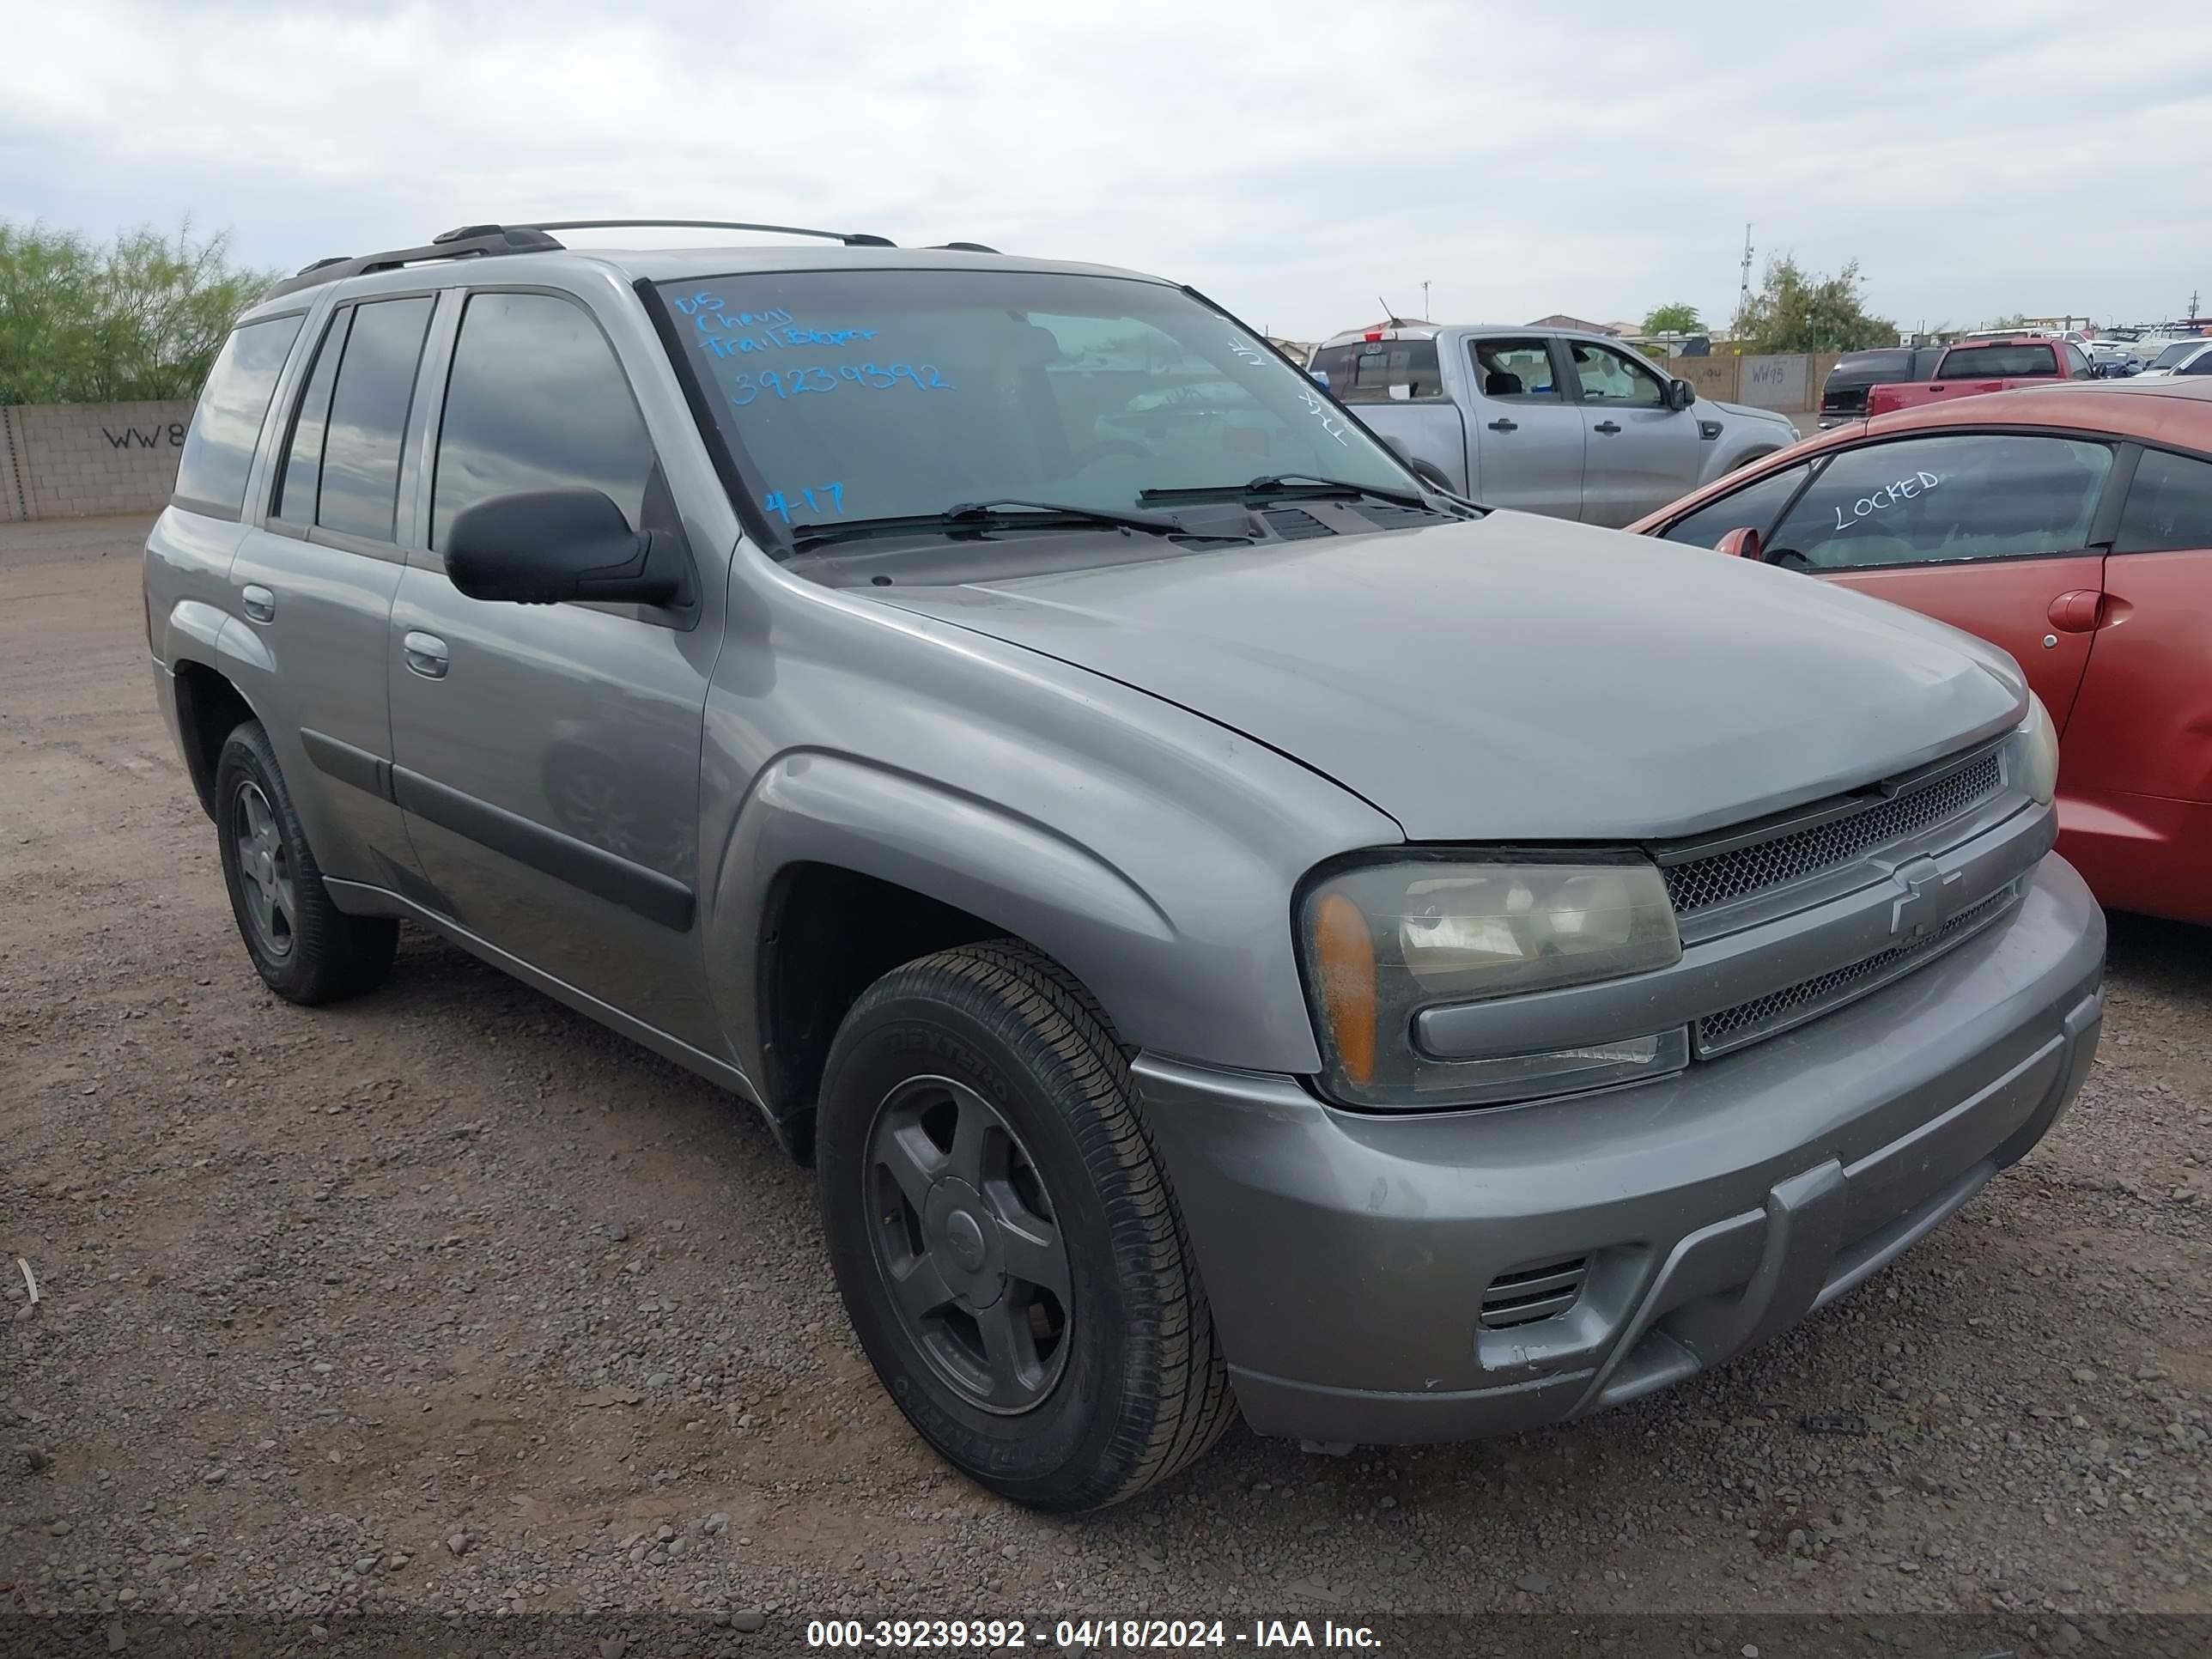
[1643,302,1705,337]
[0,221,276,405]
[1734,256,1897,353]
[1985,312,2029,331]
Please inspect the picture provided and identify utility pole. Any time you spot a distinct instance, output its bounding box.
[1736,224,1753,334]
[2191,289,2202,326]
[1421,279,1431,319]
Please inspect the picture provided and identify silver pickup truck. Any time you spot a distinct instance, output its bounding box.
[1310,323,1799,525]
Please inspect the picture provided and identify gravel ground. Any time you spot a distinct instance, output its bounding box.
[3,518,2207,1647]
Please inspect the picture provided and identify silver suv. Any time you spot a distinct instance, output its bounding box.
[146,221,2105,1511]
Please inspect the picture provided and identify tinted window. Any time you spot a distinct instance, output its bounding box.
[1310,337,1443,402]
[1659,463,1814,549]
[318,296,434,542]
[172,316,303,516]
[1765,434,2112,570]
[2146,341,2198,370]
[1469,337,1561,401]
[2181,349,2212,377]
[273,309,347,525]
[2063,343,2093,377]
[1936,343,2057,379]
[1569,342,1664,407]
[1825,350,1912,386]
[2116,449,2212,553]
[432,292,657,550]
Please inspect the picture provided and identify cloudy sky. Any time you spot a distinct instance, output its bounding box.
[5,0,2207,339]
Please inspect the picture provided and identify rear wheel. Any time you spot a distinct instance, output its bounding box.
[214,720,397,1005]
[817,941,1235,1510]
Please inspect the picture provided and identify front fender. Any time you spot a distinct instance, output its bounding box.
[704,750,1333,1096]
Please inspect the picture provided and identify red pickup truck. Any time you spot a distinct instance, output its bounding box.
[1864,336,2094,416]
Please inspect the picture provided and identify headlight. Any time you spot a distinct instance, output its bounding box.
[2005,695,2058,805]
[1300,857,1684,1109]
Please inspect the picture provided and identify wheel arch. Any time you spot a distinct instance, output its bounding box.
[708,751,1316,1158]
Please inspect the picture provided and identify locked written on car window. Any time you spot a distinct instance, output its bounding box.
[662,269,1409,533]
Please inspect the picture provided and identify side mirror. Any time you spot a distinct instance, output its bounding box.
[446,489,690,607]
[1714,526,1763,561]
[1666,377,1698,411]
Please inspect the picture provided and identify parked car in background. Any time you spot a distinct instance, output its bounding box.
[1864,336,2094,417]
[2136,339,2212,380]
[1308,323,1797,525]
[146,219,2103,1510]
[1819,346,1947,428]
[1633,378,2212,926]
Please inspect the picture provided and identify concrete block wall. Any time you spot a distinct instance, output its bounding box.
[0,400,195,523]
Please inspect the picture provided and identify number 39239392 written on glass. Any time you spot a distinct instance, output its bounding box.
[728,364,955,405]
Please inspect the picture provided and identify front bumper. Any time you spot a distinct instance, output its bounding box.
[1136,854,2105,1444]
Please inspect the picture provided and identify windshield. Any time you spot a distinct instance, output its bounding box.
[659,269,1413,540]
[2148,341,2200,370]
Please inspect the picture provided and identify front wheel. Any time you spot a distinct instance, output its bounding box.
[817,941,1235,1510]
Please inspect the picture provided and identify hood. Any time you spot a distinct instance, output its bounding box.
[869,512,2025,842]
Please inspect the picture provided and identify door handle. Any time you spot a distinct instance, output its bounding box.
[1487,418,1518,432]
[240,585,276,624]
[2047,590,2103,633]
[403,631,450,679]
[1593,421,1623,435]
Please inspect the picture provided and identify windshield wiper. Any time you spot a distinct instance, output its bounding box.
[1139,473,1432,510]
[791,498,1199,551]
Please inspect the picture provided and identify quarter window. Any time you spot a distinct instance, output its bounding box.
[172,316,303,517]
[1568,342,1664,407]
[432,292,657,550]
[2115,449,2212,554]
[317,296,435,542]
[1765,434,2112,571]
[1660,463,1814,548]
[1469,337,1561,401]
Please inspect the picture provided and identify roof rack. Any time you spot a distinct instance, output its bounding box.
[263,225,563,300]
[931,241,1001,253]
[522,219,896,247]
[263,217,900,301]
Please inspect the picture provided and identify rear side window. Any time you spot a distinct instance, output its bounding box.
[1936,343,2057,380]
[1765,433,2112,570]
[172,316,304,517]
[1660,463,1814,548]
[317,296,435,542]
[273,309,348,526]
[2116,449,2212,553]
[1469,337,1561,401]
[431,292,657,550]
[1309,338,1443,402]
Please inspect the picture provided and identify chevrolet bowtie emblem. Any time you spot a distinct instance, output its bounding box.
[1890,858,1966,941]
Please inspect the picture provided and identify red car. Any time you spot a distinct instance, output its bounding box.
[1630,378,2212,926]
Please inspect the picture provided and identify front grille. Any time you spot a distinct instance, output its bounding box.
[1479,1257,1589,1329]
[1695,879,2024,1056]
[1663,751,2003,916]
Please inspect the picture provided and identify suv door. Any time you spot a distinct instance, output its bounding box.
[227,295,436,891]
[1462,334,1584,517]
[385,287,725,1048]
[1564,338,1700,526]
[1757,430,2117,727]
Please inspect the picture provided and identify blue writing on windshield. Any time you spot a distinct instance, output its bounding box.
[763,483,845,523]
[728,363,953,406]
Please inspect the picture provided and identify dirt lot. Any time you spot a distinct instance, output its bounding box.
[3,517,2208,1646]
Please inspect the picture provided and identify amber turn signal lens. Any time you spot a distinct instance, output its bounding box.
[1313,891,1378,1085]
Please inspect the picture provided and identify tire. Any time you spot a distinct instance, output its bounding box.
[213,720,398,1005]
[817,940,1236,1510]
